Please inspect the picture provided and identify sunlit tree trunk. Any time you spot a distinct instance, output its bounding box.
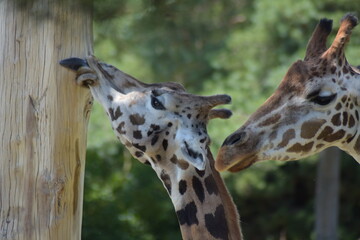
[315,147,341,240]
[0,0,92,239]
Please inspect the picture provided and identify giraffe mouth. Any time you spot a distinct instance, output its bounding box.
[227,154,258,172]
[215,147,258,172]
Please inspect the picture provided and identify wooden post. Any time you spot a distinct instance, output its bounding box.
[0,0,93,239]
[315,147,341,240]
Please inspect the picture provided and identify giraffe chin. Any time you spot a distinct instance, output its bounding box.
[215,149,258,172]
[227,154,258,172]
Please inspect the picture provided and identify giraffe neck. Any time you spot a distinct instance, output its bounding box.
[153,149,242,240]
[340,122,360,163]
[298,90,360,164]
[333,72,360,162]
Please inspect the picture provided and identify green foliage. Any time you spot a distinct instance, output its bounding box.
[82,0,360,239]
[226,160,317,240]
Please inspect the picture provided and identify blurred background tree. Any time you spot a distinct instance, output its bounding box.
[82,0,360,239]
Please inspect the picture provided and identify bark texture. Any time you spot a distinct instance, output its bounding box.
[0,0,93,239]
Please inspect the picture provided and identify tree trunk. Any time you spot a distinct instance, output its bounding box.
[315,147,341,240]
[0,1,92,239]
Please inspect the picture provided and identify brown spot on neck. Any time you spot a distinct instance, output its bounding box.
[335,102,342,110]
[348,114,355,128]
[323,129,346,142]
[342,112,348,126]
[317,126,334,139]
[205,205,229,240]
[316,143,325,149]
[331,113,341,126]
[341,96,348,103]
[160,170,172,195]
[287,142,314,153]
[170,154,189,170]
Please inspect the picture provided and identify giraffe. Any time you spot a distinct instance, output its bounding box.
[215,13,360,172]
[60,56,242,240]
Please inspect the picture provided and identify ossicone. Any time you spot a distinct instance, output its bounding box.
[304,17,333,60]
[323,13,358,60]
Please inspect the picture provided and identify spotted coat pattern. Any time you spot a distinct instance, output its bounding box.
[216,14,360,172]
[60,56,242,240]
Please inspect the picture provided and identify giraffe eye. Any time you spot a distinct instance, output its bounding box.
[308,91,337,106]
[151,96,166,110]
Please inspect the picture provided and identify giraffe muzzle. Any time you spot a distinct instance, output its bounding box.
[215,129,260,172]
[60,57,98,87]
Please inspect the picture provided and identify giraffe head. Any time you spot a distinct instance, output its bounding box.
[60,56,232,172]
[60,56,243,240]
[216,13,360,172]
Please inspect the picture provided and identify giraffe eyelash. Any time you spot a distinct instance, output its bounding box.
[307,90,337,106]
[306,89,321,99]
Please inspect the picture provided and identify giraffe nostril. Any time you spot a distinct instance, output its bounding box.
[222,131,248,146]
